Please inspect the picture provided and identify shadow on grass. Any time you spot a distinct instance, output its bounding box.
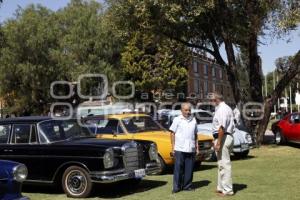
[91,179,167,198]
[23,179,167,198]
[23,184,63,194]
[231,155,256,161]
[193,180,211,190]
[161,163,217,175]
[233,183,247,194]
[288,143,300,149]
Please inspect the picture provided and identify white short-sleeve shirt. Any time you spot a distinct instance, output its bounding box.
[169,114,197,153]
[212,102,235,134]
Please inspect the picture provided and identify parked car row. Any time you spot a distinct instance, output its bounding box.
[0,117,160,198]
[157,109,253,158]
[1,107,261,199]
[82,113,214,173]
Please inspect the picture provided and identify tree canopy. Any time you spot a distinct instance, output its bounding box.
[0,0,123,114]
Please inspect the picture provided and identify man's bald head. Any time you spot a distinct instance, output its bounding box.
[181,102,192,118]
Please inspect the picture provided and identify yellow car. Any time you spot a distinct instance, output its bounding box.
[83,113,214,173]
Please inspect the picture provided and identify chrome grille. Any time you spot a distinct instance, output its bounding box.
[122,143,139,172]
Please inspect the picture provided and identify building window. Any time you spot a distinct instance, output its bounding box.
[212,66,216,77]
[219,69,223,79]
[194,79,199,94]
[193,60,198,73]
[221,85,224,95]
[203,64,208,76]
[204,80,208,96]
[227,86,231,97]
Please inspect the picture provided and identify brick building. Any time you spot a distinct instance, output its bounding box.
[187,54,235,104]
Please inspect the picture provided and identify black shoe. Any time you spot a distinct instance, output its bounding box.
[172,189,180,194]
[183,187,195,192]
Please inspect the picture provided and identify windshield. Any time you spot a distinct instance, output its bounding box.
[194,112,213,124]
[122,116,164,133]
[38,119,92,143]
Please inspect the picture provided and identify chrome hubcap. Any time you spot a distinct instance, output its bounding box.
[66,170,87,195]
[275,132,281,144]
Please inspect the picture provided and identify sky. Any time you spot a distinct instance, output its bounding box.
[0,0,299,75]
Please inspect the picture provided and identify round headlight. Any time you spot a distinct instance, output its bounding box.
[13,164,28,182]
[149,144,158,161]
[103,148,114,169]
[246,134,252,144]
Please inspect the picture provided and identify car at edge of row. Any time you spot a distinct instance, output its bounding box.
[0,116,160,198]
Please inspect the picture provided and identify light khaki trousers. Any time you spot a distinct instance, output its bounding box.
[215,134,234,195]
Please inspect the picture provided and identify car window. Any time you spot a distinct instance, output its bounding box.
[11,124,31,144]
[30,125,37,143]
[97,119,124,134]
[0,125,11,144]
[38,119,92,143]
[122,116,163,133]
[194,112,213,124]
[290,113,300,123]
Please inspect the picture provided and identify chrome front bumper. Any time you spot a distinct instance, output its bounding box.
[233,143,250,153]
[196,148,214,161]
[90,162,160,183]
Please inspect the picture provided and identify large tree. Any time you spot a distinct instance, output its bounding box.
[0,0,124,114]
[106,0,300,144]
[121,32,188,96]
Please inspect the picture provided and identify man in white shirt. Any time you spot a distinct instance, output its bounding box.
[169,102,199,193]
[211,92,235,197]
[233,105,242,129]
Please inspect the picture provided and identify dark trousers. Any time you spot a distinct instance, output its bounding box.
[173,151,195,191]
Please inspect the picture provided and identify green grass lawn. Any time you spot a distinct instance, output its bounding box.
[24,145,300,200]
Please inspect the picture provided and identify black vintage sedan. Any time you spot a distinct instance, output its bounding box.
[0,117,160,198]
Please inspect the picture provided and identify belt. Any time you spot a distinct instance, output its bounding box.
[213,132,232,139]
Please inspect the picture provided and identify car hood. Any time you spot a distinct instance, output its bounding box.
[132,131,172,143]
[54,137,139,148]
[197,123,251,145]
[132,131,213,142]
[0,160,21,179]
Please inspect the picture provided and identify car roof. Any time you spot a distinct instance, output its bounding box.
[0,116,52,123]
[83,113,150,120]
[167,109,211,116]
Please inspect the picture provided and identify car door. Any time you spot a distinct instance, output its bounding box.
[290,113,300,141]
[280,115,294,140]
[6,123,42,180]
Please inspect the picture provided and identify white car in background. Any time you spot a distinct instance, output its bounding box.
[157,109,252,158]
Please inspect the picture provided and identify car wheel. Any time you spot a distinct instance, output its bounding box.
[154,156,166,175]
[62,166,93,198]
[275,130,286,145]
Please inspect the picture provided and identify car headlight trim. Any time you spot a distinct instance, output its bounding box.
[246,134,252,144]
[149,143,159,161]
[13,164,28,182]
[103,148,114,169]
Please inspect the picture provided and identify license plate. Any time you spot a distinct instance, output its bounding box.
[241,143,249,149]
[134,169,146,178]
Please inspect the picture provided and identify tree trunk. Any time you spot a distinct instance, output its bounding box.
[256,51,300,145]
[248,32,263,103]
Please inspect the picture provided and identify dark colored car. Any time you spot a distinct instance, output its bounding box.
[271,113,300,145]
[0,117,160,198]
[0,160,29,200]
